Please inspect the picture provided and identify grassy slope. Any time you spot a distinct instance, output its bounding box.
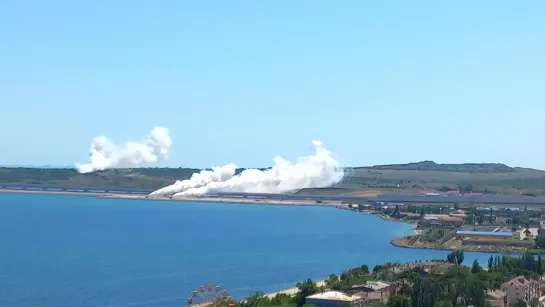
[2,161,545,195]
[339,162,545,196]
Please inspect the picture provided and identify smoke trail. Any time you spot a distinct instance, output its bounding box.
[149,140,344,197]
[75,127,172,173]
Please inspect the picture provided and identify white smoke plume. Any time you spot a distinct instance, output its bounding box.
[75,127,172,173]
[149,140,344,197]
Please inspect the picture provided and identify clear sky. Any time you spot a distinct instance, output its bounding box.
[1,1,544,169]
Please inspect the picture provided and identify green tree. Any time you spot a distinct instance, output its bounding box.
[434,301,452,307]
[538,255,544,276]
[325,274,339,287]
[391,205,399,217]
[387,295,411,307]
[446,251,464,265]
[466,214,474,225]
[464,278,486,307]
[494,256,500,268]
[471,259,482,273]
[511,299,527,307]
[293,279,319,307]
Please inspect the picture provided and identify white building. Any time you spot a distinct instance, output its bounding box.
[305,291,363,307]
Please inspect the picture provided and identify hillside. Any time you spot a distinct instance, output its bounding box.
[365,160,515,173]
[342,161,545,196]
[2,161,545,195]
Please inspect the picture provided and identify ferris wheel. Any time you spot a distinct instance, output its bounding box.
[186,284,231,307]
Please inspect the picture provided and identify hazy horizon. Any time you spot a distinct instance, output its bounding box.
[1,160,541,171]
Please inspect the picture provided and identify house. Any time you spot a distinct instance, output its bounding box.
[501,276,541,304]
[350,281,396,303]
[353,291,384,306]
[485,289,508,307]
[305,291,362,307]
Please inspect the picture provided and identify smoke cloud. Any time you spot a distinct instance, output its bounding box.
[75,127,172,173]
[149,140,344,197]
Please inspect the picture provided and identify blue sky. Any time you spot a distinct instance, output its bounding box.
[1,1,544,169]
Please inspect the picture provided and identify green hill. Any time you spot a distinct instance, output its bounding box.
[342,161,545,196]
[365,160,515,173]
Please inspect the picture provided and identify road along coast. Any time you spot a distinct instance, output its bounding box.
[0,188,342,207]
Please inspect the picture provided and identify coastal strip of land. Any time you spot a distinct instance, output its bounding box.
[0,188,340,207]
[389,237,522,254]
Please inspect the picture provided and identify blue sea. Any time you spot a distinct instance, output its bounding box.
[0,193,498,307]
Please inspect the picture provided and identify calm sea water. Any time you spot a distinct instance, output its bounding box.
[0,193,498,307]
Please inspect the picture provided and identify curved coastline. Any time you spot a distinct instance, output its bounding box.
[0,191,519,304]
[1,188,525,256]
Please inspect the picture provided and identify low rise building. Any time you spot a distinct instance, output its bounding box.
[485,289,508,307]
[350,281,396,303]
[305,291,363,307]
[501,276,540,304]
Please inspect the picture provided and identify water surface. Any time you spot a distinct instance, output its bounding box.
[0,193,497,307]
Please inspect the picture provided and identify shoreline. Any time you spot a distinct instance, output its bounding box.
[2,187,527,298]
[1,188,514,255]
[0,188,343,208]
